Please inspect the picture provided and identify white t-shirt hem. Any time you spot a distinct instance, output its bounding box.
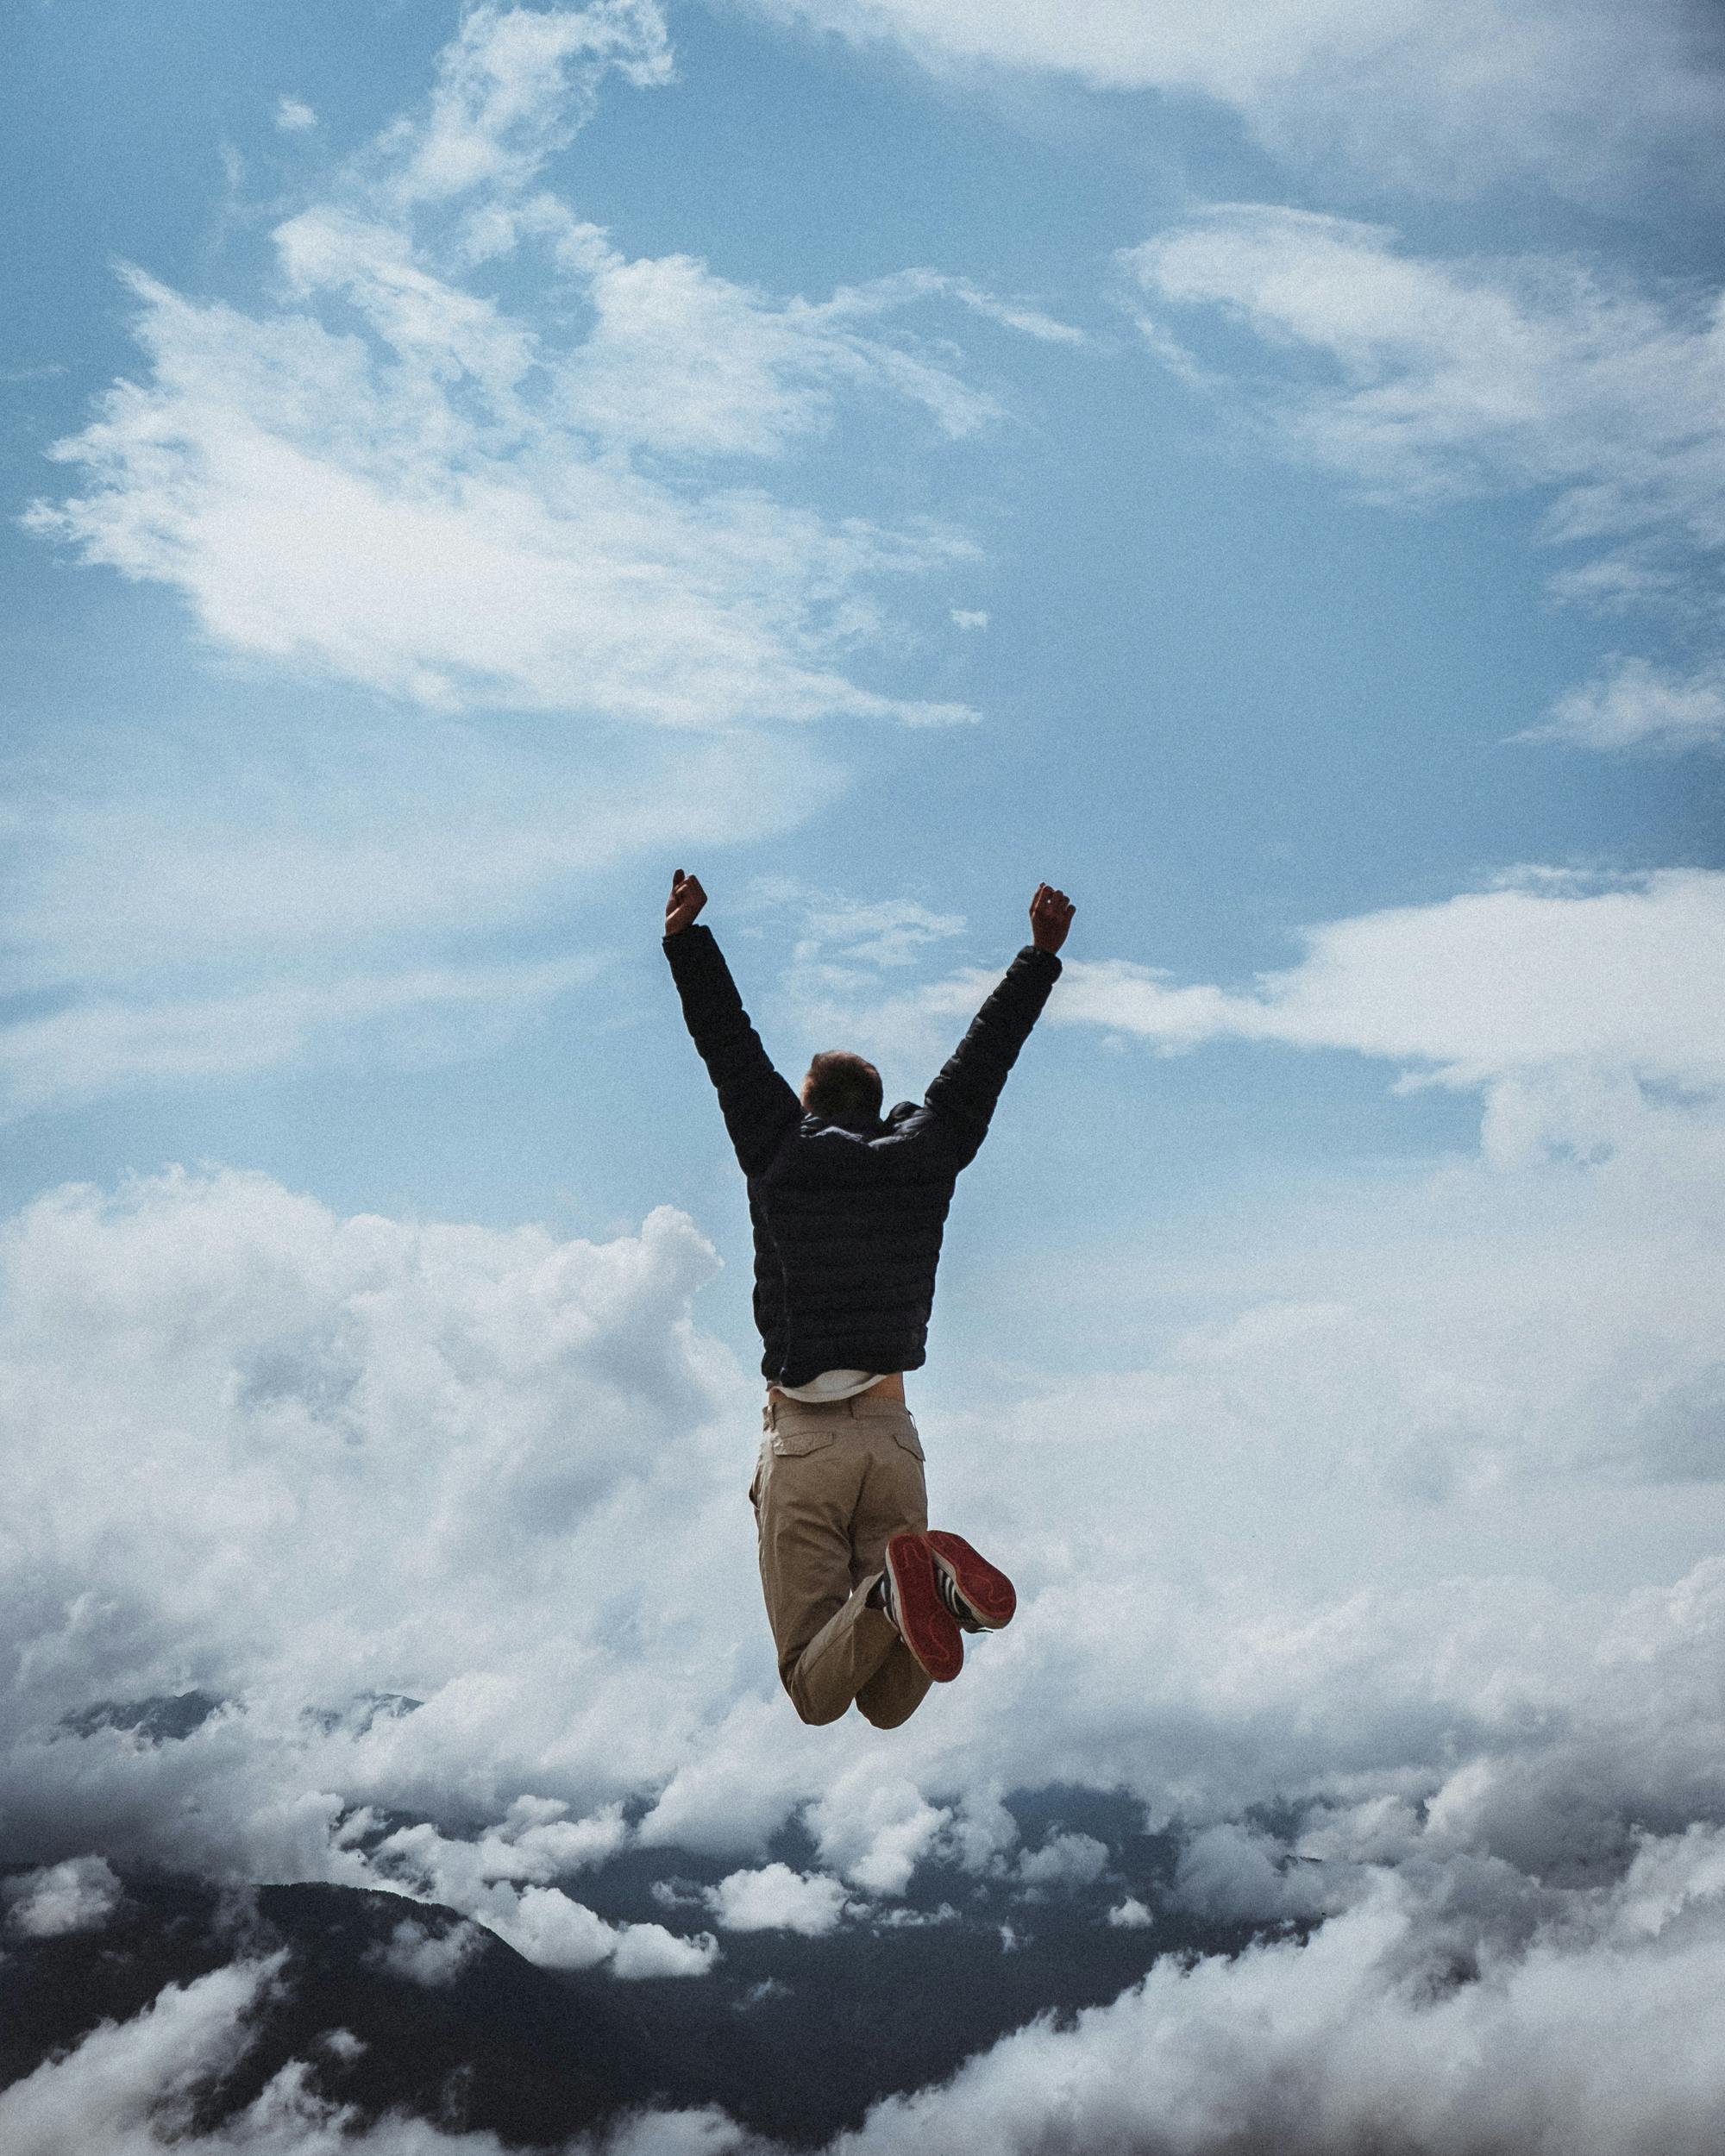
[772,1369,888,1404]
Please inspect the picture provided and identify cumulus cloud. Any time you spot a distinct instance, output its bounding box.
[830,1839,1725,2156]
[365,1915,486,1988]
[703,1863,855,1934]
[741,0,1725,202]
[1015,1832,1109,1891]
[19,1836,1725,2153]
[1522,654,1725,751]
[276,95,318,133]
[3,1147,1724,2074]
[0,1951,738,2153]
[0,1167,770,1926]
[2,1853,124,1937]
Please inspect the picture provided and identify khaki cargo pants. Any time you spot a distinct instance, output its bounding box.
[750,1392,934,1728]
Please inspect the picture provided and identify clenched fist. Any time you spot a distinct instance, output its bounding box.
[1029,883,1075,955]
[666,868,707,937]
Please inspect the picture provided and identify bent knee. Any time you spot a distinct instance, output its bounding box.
[786,1683,847,1727]
[857,1697,918,1730]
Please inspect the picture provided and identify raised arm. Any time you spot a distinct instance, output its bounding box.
[662,870,802,1176]
[923,883,1073,1165]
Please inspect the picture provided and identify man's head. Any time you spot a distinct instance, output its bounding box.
[801,1050,883,1126]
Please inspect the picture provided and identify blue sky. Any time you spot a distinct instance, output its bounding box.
[6,0,1719,1252]
[5,5,1725,2142]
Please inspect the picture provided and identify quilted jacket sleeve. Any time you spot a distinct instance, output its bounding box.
[922,944,1061,1168]
[664,924,803,1177]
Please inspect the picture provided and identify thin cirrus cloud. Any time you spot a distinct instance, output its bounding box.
[742,0,1725,203]
[0,721,837,1119]
[0,956,598,1119]
[1521,654,1725,751]
[1121,206,1725,568]
[1120,204,1725,758]
[23,0,1055,731]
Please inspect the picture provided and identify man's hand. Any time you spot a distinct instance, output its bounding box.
[666,868,707,937]
[1030,882,1075,955]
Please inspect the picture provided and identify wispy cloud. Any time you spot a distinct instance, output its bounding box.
[0,955,593,1119]
[10,1,1094,1111]
[23,2,1053,732]
[741,0,1725,203]
[1120,205,1725,755]
[1520,654,1725,752]
[1121,208,1725,573]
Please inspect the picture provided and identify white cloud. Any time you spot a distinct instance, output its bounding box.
[1121,207,1725,607]
[831,1841,1725,2156]
[704,1862,855,1934]
[1524,655,1725,751]
[28,258,973,730]
[276,95,318,134]
[1050,868,1725,1163]
[0,715,837,1111]
[806,1772,951,1896]
[0,1167,773,1900]
[3,1140,1723,2045]
[1106,1896,1152,1929]
[802,867,1725,1163]
[378,0,673,211]
[1015,1831,1109,1890]
[2,1854,123,1937]
[0,725,824,991]
[0,956,591,1119]
[744,881,975,1082]
[365,1916,485,1987]
[0,1949,738,2152]
[610,1922,722,1977]
[741,0,1725,201]
[9,3,1107,1112]
[0,1958,281,2155]
[23,3,1046,735]
[23,1835,1725,2153]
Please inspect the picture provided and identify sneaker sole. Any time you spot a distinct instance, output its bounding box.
[884,1532,963,1683]
[925,1531,1016,1630]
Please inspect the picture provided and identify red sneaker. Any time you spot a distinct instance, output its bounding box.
[881,1532,963,1683]
[924,1531,1016,1632]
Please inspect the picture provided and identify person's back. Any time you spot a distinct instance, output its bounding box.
[663,871,1074,1727]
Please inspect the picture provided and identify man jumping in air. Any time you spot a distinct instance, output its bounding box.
[664,872,1074,1729]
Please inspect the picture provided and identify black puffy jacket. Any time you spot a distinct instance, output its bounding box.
[665,924,1061,1386]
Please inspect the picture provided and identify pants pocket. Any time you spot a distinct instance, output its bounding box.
[770,1426,837,1458]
